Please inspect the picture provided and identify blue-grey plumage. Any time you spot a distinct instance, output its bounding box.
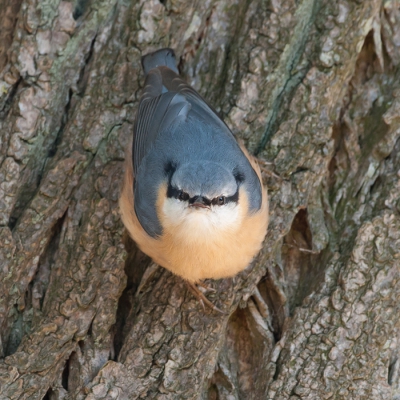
[120,48,268,283]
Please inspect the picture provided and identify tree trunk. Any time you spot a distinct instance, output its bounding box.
[0,0,399,398]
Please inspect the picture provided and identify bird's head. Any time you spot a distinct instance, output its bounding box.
[161,161,244,234]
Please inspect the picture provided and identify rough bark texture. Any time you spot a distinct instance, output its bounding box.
[0,0,399,399]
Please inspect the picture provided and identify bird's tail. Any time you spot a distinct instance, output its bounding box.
[141,48,178,76]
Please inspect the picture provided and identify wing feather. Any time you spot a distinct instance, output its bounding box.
[157,66,232,134]
[132,68,191,176]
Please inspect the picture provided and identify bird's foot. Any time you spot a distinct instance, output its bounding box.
[186,281,226,314]
[195,280,217,293]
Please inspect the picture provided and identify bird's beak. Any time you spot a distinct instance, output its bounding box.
[190,196,210,209]
[191,202,209,209]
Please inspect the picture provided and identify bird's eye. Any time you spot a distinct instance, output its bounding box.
[178,190,189,201]
[217,196,225,205]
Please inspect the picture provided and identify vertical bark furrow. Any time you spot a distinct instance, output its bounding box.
[266,212,400,399]
[0,0,23,73]
[0,0,128,396]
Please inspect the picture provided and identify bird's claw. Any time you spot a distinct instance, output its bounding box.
[186,282,226,314]
[196,280,217,293]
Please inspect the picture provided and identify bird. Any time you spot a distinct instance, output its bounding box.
[119,48,268,310]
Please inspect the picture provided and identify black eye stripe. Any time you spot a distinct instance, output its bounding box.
[164,161,177,181]
[226,190,239,203]
[233,168,245,184]
[167,186,239,205]
[211,196,225,206]
[167,184,190,201]
[179,191,190,201]
[212,190,239,205]
[167,184,180,199]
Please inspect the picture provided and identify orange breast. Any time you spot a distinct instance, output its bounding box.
[119,147,268,283]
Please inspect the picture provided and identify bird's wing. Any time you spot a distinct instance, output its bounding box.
[156,66,231,133]
[156,67,264,212]
[132,68,191,176]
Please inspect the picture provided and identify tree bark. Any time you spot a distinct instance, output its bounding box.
[0,0,399,399]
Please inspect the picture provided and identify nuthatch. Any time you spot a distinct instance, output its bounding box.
[120,48,268,297]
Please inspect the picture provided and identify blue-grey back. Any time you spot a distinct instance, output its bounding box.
[132,49,262,237]
[134,110,262,237]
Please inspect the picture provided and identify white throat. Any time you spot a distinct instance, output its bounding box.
[162,198,241,241]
